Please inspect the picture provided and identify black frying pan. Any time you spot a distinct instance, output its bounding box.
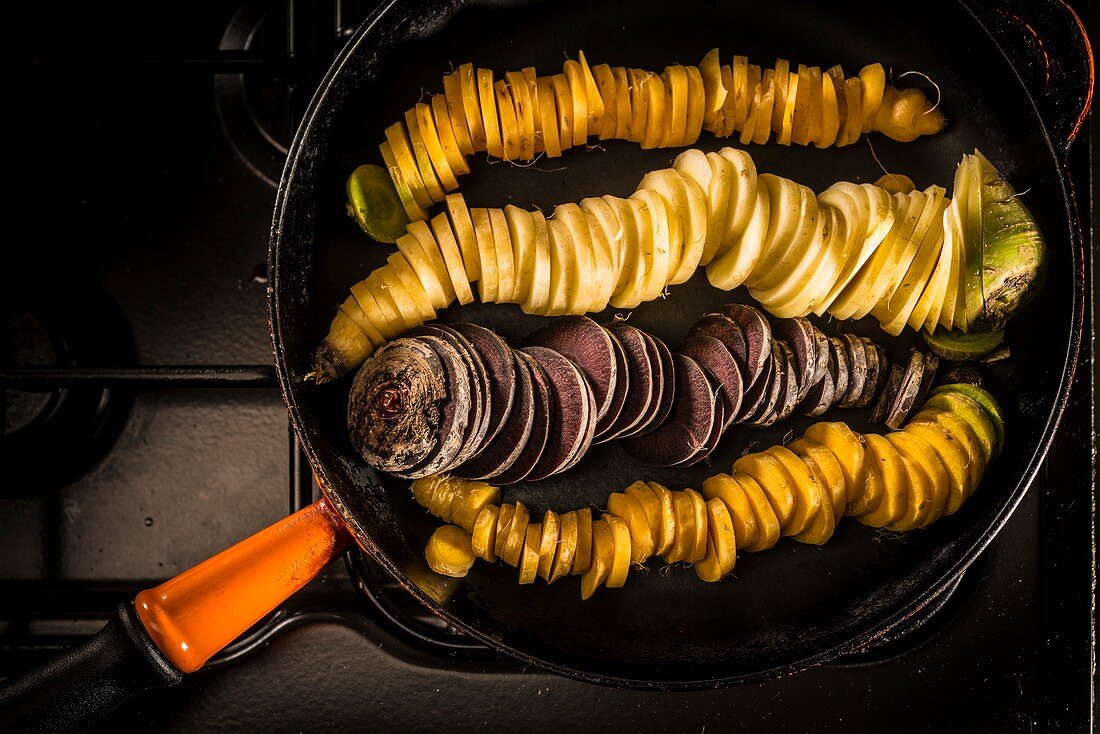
[0,0,1091,730]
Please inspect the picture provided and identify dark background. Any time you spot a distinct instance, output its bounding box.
[1,0,1094,731]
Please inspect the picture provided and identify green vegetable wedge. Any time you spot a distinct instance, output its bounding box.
[346,164,411,244]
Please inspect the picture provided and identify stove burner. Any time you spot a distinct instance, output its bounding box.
[215,0,293,187]
[1,270,134,495]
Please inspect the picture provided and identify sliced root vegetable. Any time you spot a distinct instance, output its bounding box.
[549,510,578,582]
[452,351,531,481]
[504,204,535,304]
[490,351,552,484]
[348,338,459,476]
[442,72,475,156]
[563,60,589,147]
[883,349,927,430]
[930,383,1004,455]
[425,525,476,577]
[963,150,1047,331]
[580,518,612,599]
[471,504,499,561]
[855,433,908,528]
[599,323,655,441]
[493,79,522,161]
[571,507,594,575]
[701,473,759,550]
[554,203,604,312]
[451,323,515,446]
[520,346,596,481]
[608,490,655,563]
[408,325,490,468]
[522,210,553,315]
[429,213,475,305]
[323,147,1040,396]
[372,51,943,218]
[518,522,542,584]
[857,339,888,408]
[677,334,744,429]
[536,510,560,581]
[924,327,1005,360]
[689,312,749,372]
[411,383,1001,596]
[488,207,516,302]
[621,354,715,467]
[733,452,796,530]
[527,316,618,421]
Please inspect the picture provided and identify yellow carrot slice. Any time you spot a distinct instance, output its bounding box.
[535,76,562,158]
[430,212,475,305]
[443,71,474,156]
[563,59,588,147]
[471,207,498,303]
[457,63,485,151]
[494,79,522,161]
[383,123,432,210]
[431,94,470,175]
[444,193,480,282]
[488,207,516,303]
[550,73,574,151]
[404,108,446,199]
[477,68,503,158]
[505,70,536,159]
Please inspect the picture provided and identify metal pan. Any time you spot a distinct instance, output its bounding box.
[0,0,1091,729]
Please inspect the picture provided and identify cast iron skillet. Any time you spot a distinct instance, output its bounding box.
[0,0,1091,730]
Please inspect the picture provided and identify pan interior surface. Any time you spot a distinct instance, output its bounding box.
[271,0,1075,686]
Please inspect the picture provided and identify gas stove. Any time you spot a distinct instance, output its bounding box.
[2,2,1094,731]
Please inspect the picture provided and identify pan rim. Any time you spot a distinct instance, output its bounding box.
[268,0,1086,688]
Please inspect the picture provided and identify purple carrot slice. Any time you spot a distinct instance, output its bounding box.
[631,331,676,437]
[773,342,802,422]
[870,362,905,424]
[620,354,716,467]
[735,349,777,423]
[670,366,727,468]
[348,338,454,475]
[526,315,618,421]
[715,303,772,379]
[601,323,655,441]
[809,326,831,388]
[391,334,473,477]
[451,323,515,448]
[914,352,940,409]
[837,334,867,408]
[771,317,817,403]
[521,346,593,481]
[884,349,927,429]
[800,364,836,417]
[593,330,630,441]
[744,345,784,426]
[828,337,849,405]
[690,313,749,373]
[491,351,552,484]
[677,334,744,429]
[856,338,881,408]
[406,324,489,466]
[559,360,599,473]
[453,352,534,480]
[858,340,888,408]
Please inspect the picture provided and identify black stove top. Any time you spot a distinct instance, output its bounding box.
[2,1,1095,732]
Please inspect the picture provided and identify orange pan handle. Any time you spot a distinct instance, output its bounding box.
[135,496,352,673]
[0,497,352,731]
